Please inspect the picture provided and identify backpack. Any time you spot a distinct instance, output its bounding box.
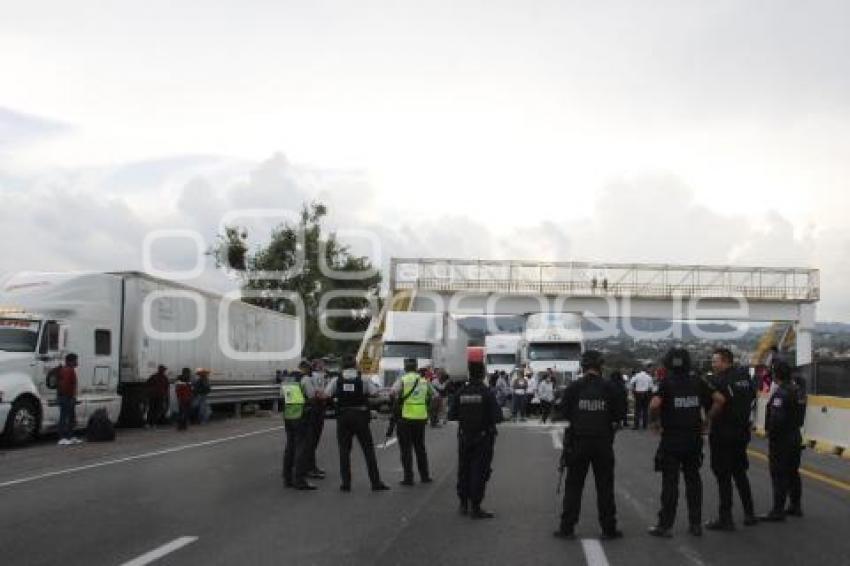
[86,408,116,442]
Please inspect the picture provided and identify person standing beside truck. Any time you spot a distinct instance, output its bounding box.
[392,358,436,486]
[510,371,529,422]
[192,368,212,424]
[56,353,81,446]
[146,365,170,428]
[174,373,193,431]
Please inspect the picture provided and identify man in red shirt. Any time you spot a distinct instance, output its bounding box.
[57,353,80,445]
[146,365,170,427]
[175,373,193,431]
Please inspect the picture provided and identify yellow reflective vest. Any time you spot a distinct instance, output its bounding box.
[400,372,429,421]
[281,382,305,420]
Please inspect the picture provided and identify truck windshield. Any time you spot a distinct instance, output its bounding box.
[0,320,40,353]
[528,342,581,361]
[486,354,515,365]
[383,342,433,359]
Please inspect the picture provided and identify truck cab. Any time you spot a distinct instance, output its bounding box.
[519,313,584,389]
[0,274,122,445]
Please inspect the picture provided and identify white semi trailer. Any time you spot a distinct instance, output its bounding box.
[0,271,300,445]
[378,311,470,388]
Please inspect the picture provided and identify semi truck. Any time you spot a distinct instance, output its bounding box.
[484,334,521,376]
[518,312,584,386]
[378,311,470,388]
[0,271,300,445]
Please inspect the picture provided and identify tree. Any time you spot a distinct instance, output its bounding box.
[210,201,382,359]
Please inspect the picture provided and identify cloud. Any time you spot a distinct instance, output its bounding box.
[1,154,847,322]
[0,107,70,150]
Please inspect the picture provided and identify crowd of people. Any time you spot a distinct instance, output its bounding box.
[145,365,212,431]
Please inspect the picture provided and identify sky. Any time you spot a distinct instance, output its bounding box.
[1,1,849,320]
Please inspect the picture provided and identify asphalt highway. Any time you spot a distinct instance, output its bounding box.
[1,414,849,566]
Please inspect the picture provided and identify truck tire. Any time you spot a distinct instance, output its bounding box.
[2,398,40,446]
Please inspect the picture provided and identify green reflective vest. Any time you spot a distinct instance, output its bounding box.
[401,372,429,421]
[281,383,305,420]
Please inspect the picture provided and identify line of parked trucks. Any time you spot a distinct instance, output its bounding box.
[0,270,586,446]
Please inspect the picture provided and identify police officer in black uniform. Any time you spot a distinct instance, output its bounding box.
[760,361,805,521]
[706,348,758,530]
[448,351,502,519]
[648,347,725,538]
[324,356,390,492]
[553,350,626,540]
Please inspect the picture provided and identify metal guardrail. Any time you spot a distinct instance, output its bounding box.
[391,258,820,302]
[207,384,280,405]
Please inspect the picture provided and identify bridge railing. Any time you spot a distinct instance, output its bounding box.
[390,258,819,302]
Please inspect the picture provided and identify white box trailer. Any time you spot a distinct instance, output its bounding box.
[0,271,300,444]
[378,312,469,387]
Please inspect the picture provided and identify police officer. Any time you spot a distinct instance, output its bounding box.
[301,360,328,480]
[449,351,502,519]
[324,356,390,492]
[706,348,758,530]
[391,358,436,486]
[281,368,316,490]
[648,347,725,538]
[760,361,805,521]
[553,350,626,540]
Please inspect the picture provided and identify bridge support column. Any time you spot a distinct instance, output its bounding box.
[796,303,816,367]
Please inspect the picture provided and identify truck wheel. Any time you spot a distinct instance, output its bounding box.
[3,398,40,446]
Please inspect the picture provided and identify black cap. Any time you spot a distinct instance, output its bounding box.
[342,355,357,370]
[580,350,604,372]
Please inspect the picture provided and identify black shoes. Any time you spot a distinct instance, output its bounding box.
[307,470,326,480]
[421,477,433,484]
[743,515,759,526]
[600,529,623,540]
[553,528,575,540]
[372,482,391,491]
[470,507,495,519]
[705,519,736,532]
[459,501,469,516]
[758,512,786,522]
[283,479,295,489]
[340,484,351,492]
[648,525,672,538]
[295,482,317,491]
[399,479,414,487]
[786,507,803,518]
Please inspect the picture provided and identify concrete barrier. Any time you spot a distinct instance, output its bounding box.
[755,394,850,456]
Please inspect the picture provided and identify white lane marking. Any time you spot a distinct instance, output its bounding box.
[0,426,283,490]
[120,536,198,566]
[550,428,563,450]
[581,539,610,566]
[379,437,398,449]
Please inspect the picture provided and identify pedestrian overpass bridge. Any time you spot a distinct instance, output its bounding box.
[358,258,819,372]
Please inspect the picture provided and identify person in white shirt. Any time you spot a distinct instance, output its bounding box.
[629,366,654,430]
[527,373,539,418]
[510,371,529,422]
[537,374,556,423]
